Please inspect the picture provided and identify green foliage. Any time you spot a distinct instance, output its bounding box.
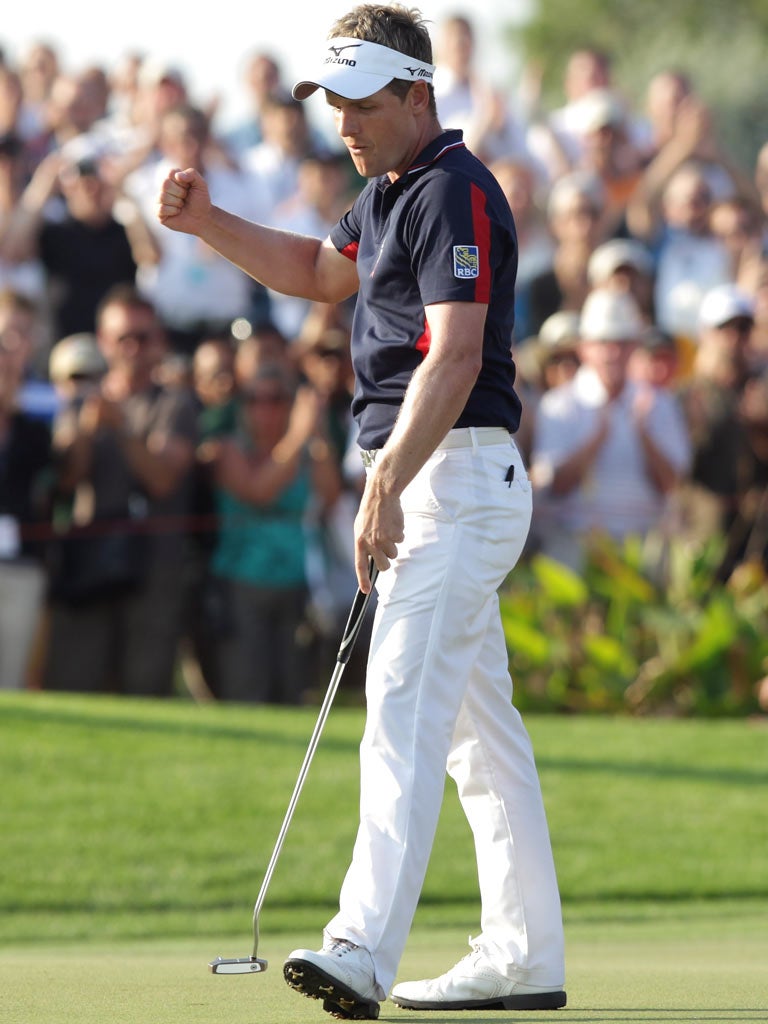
[508,0,768,168]
[501,536,768,715]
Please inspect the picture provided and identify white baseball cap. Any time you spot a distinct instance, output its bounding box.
[293,37,435,101]
[575,88,625,134]
[588,239,654,286]
[580,288,646,343]
[49,333,107,382]
[538,311,581,349]
[698,283,755,329]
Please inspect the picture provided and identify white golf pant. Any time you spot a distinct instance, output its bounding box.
[326,429,565,995]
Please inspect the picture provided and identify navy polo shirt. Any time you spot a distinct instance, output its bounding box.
[330,128,521,450]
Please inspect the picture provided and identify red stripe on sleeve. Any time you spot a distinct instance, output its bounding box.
[415,317,431,357]
[470,183,491,303]
[341,241,359,262]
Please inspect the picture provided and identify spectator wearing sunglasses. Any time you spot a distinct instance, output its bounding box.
[205,362,341,703]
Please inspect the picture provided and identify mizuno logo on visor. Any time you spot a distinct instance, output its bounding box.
[328,43,363,57]
[293,36,436,101]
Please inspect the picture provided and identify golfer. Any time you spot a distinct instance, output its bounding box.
[157,4,565,1018]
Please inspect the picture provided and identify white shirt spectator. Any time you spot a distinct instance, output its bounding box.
[532,365,690,565]
[654,229,732,339]
[125,158,268,330]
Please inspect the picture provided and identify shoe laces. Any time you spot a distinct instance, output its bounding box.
[456,937,486,969]
[324,937,359,955]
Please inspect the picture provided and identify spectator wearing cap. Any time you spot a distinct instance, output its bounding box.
[531,287,690,571]
[517,312,581,402]
[46,329,108,613]
[587,237,656,325]
[677,284,768,573]
[692,284,757,390]
[514,310,581,478]
[526,171,606,336]
[526,47,613,178]
[526,48,648,183]
[572,88,644,237]
[48,331,107,403]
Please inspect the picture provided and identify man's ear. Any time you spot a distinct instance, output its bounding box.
[408,80,432,115]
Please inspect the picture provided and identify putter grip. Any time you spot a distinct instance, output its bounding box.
[337,559,378,665]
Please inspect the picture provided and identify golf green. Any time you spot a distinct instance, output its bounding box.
[3,915,766,1023]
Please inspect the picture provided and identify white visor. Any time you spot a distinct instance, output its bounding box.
[292,37,435,101]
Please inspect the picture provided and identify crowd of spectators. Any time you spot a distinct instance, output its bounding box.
[0,16,767,700]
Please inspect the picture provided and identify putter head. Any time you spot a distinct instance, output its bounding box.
[209,956,268,974]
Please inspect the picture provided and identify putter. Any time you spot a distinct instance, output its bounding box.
[210,560,379,975]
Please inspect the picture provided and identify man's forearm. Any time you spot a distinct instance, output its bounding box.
[198,207,341,302]
[638,427,680,494]
[118,435,189,500]
[372,347,480,500]
[550,429,607,496]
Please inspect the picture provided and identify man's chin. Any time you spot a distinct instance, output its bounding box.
[349,153,379,179]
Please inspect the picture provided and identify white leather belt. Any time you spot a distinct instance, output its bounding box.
[360,427,511,468]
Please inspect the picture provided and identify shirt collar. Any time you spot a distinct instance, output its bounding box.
[374,128,465,192]
[405,128,465,175]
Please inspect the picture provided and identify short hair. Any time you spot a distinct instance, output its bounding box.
[95,284,157,326]
[548,171,605,219]
[328,4,437,114]
[441,14,473,38]
[161,102,209,143]
[0,287,39,318]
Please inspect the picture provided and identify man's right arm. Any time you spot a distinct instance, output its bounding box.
[156,167,358,304]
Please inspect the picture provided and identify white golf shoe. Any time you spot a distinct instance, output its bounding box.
[284,938,382,1020]
[390,943,566,1011]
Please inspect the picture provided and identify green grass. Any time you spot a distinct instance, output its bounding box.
[2,693,767,944]
[2,927,767,1024]
[2,693,767,1021]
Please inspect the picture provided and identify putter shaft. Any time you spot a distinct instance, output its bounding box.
[209,562,378,975]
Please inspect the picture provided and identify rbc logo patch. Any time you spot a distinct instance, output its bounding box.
[453,245,480,279]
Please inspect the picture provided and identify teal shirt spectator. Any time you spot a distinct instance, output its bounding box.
[211,455,312,588]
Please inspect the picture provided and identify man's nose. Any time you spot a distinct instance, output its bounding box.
[337,109,359,137]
